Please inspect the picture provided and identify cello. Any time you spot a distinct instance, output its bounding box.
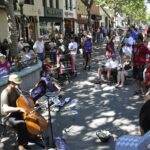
[16,87,48,135]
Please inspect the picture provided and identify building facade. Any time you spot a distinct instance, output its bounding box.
[0,0,116,41]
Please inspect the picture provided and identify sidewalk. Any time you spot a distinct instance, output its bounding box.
[1,43,144,150]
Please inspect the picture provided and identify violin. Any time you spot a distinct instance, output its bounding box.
[16,87,48,135]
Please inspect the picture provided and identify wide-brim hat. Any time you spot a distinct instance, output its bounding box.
[8,73,22,84]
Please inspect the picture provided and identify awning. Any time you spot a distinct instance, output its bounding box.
[39,17,63,23]
[64,18,77,21]
[91,4,100,15]
[77,14,88,24]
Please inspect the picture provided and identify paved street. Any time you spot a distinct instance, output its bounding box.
[1,44,144,150]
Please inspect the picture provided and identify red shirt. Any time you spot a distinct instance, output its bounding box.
[42,63,52,72]
[133,43,150,67]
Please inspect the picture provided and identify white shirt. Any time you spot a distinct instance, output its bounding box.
[105,59,119,69]
[33,40,44,53]
[68,42,78,55]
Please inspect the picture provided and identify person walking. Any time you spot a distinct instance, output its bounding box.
[83,32,93,70]
[68,37,78,75]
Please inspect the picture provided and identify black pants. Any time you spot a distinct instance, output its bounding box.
[6,112,28,146]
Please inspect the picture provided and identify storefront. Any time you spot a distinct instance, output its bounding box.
[39,8,63,36]
[15,15,38,41]
[77,14,88,31]
[64,10,76,35]
[91,15,102,31]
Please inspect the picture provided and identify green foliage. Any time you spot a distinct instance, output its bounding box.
[94,0,147,23]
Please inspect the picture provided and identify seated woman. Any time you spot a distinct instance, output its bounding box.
[115,54,132,88]
[42,57,59,78]
[41,57,64,92]
[0,53,11,77]
[96,54,119,84]
[20,43,36,64]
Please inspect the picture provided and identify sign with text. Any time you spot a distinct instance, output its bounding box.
[45,8,63,18]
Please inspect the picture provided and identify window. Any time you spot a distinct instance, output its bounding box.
[65,0,68,10]
[43,0,46,7]
[13,0,17,10]
[56,0,59,9]
[49,0,53,8]
[25,0,34,5]
[70,0,72,10]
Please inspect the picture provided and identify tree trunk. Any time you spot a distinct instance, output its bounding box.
[4,0,18,58]
[87,7,92,31]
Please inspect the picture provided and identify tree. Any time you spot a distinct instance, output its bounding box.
[95,0,147,24]
[4,0,18,58]
[80,0,94,31]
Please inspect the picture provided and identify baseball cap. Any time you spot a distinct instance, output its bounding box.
[8,73,22,84]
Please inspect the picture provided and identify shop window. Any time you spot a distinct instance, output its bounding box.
[65,0,68,10]
[70,0,72,10]
[13,0,17,10]
[43,0,46,7]
[49,0,53,8]
[25,0,34,5]
[56,0,59,9]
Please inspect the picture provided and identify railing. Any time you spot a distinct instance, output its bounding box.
[11,57,38,72]
[0,57,38,78]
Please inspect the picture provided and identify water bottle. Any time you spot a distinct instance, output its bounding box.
[55,137,68,150]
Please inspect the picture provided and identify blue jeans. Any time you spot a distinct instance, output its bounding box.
[37,53,44,62]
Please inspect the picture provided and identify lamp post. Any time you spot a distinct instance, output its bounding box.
[18,0,25,39]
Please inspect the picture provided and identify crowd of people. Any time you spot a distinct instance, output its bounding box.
[1,24,150,149]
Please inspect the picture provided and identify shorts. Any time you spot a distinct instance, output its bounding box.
[133,66,144,81]
[83,51,91,59]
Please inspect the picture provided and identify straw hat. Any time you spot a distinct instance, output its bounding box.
[8,73,22,84]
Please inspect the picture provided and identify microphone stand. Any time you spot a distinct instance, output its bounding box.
[46,94,56,148]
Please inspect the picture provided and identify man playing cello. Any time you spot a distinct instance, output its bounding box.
[1,73,29,150]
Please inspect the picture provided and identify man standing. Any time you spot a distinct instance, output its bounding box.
[132,33,150,95]
[68,37,78,75]
[33,36,45,62]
